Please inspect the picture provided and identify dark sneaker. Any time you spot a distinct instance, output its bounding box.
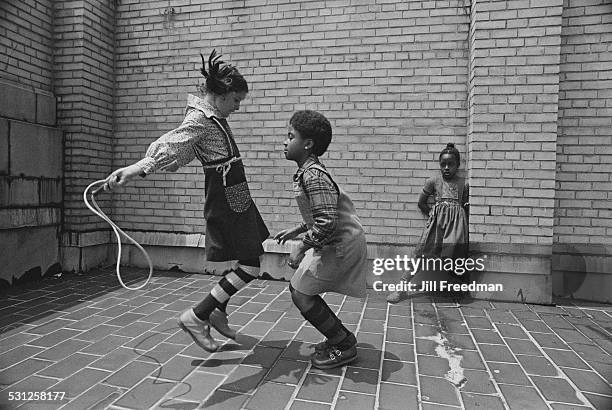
[178,309,219,352]
[311,344,357,369]
[209,308,237,339]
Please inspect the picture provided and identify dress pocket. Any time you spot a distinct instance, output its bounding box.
[224,181,253,213]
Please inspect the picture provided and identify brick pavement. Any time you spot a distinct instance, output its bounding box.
[0,268,610,410]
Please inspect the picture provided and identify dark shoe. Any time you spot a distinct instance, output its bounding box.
[313,339,330,354]
[178,309,219,352]
[209,308,237,339]
[311,343,357,369]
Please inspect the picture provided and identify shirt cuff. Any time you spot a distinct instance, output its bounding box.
[134,157,157,175]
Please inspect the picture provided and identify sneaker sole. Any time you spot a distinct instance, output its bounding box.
[310,353,357,370]
[177,319,218,353]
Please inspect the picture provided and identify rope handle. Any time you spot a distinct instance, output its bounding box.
[83,179,153,290]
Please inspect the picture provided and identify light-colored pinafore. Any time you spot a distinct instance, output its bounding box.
[290,164,367,298]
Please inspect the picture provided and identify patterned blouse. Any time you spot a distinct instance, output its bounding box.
[135,94,236,175]
[294,155,339,249]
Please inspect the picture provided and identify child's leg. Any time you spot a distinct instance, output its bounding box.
[289,285,357,369]
[387,269,415,303]
[179,259,260,351]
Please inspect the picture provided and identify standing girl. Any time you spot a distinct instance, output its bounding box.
[104,50,270,351]
[275,110,367,369]
[387,143,469,303]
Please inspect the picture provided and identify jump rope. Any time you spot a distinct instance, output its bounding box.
[83,179,153,290]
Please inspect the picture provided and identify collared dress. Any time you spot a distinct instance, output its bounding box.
[135,94,269,262]
[290,156,367,298]
[416,174,469,261]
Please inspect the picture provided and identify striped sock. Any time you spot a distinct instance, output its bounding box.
[193,265,259,321]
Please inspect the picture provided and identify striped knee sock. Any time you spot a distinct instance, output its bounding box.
[193,265,259,321]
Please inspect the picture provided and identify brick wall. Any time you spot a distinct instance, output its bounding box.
[553,0,612,300]
[111,0,470,246]
[0,0,62,285]
[54,0,117,271]
[0,0,54,91]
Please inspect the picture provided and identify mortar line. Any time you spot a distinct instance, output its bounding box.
[456,305,510,409]
[488,308,587,409]
[411,297,423,410]
[509,309,604,408]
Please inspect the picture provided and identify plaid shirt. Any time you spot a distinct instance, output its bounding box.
[294,155,339,249]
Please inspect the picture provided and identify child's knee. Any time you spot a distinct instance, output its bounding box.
[289,284,315,311]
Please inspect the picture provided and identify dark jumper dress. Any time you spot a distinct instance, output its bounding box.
[135,94,269,262]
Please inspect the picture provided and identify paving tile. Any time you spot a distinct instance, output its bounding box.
[487,362,531,385]
[550,404,593,410]
[49,367,111,399]
[358,318,384,333]
[80,334,132,355]
[505,338,542,355]
[363,308,386,320]
[112,320,159,338]
[382,359,417,385]
[138,342,187,365]
[0,345,45,370]
[554,328,593,345]
[264,358,308,384]
[0,358,52,387]
[446,333,477,350]
[28,329,82,348]
[220,364,267,393]
[583,392,612,410]
[295,325,322,343]
[498,384,548,410]
[201,388,249,410]
[114,377,176,409]
[461,369,496,394]
[245,380,295,410]
[167,370,225,403]
[496,324,528,339]
[289,400,331,410]
[0,375,62,407]
[296,373,341,402]
[356,331,384,350]
[418,355,450,377]
[460,350,486,370]
[242,345,283,368]
[487,310,518,324]
[378,382,418,409]
[386,326,413,343]
[58,384,123,410]
[335,391,376,410]
[531,376,584,404]
[561,367,612,396]
[281,341,313,361]
[479,343,516,362]
[73,324,122,342]
[35,338,91,361]
[388,304,411,317]
[38,352,99,378]
[419,376,461,406]
[415,324,438,338]
[0,332,38,355]
[89,347,141,372]
[516,354,558,376]
[517,319,551,333]
[384,341,414,362]
[27,318,76,335]
[104,360,159,388]
[338,311,362,325]
[241,320,275,337]
[274,318,303,332]
[155,354,200,382]
[342,366,379,394]
[416,338,438,355]
[461,392,505,410]
[531,332,569,349]
[464,316,493,330]
[353,347,381,369]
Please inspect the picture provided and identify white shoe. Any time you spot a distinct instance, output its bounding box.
[209,308,237,339]
[178,309,219,352]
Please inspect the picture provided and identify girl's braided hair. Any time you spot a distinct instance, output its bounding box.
[439,142,460,163]
[200,49,248,95]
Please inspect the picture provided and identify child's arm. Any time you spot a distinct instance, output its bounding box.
[417,192,431,217]
[418,177,435,217]
[288,169,339,267]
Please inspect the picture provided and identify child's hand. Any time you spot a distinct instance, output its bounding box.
[274,226,301,245]
[103,164,143,191]
[288,246,306,269]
